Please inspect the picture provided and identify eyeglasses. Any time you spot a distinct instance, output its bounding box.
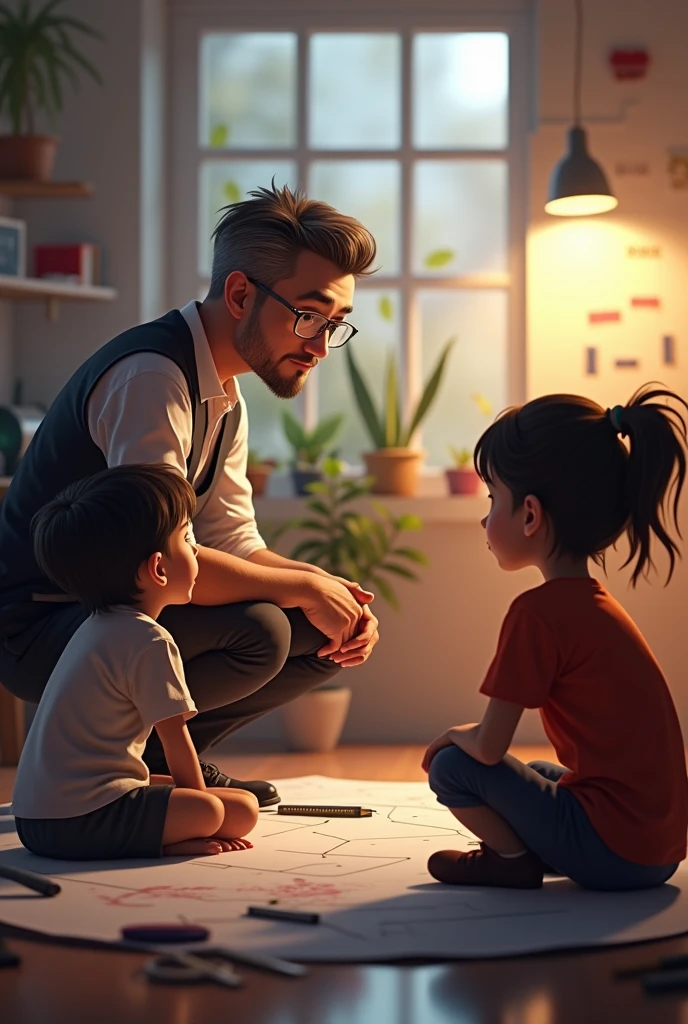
[247,277,358,349]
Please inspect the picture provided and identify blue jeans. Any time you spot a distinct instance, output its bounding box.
[428,746,679,891]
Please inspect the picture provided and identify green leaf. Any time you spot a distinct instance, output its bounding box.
[370,574,399,610]
[384,351,401,447]
[402,337,455,445]
[322,456,343,478]
[303,499,330,518]
[379,562,419,580]
[346,347,385,448]
[391,546,429,565]
[223,180,241,203]
[424,249,455,269]
[209,123,229,148]
[282,410,306,451]
[395,514,423,532]
[309,413,343,450]
[304,481,328,495]
[289,540,328,562]
[378,295,394,321]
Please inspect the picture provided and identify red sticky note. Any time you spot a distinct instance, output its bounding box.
[589,311,621,324]
[631,297,660,308]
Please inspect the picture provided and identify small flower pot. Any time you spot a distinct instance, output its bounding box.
[291,467,322,496]
[246,465,274,497]
[281,687,352,752]
[363,448,426,496]
[446,468,482,495]
[0,135,59,180]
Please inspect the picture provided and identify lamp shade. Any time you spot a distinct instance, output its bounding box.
[545,126,618,216]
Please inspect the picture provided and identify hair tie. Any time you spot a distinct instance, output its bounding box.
[606,405,626,436]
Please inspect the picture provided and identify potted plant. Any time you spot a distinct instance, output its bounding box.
[446,445,482,495]
[0,1,102,181]
[246,449,278,497]
[282,409,343,496]
[346,339,454,496]
[268,456,428,751]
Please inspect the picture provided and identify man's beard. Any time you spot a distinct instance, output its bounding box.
[235,308,311,400]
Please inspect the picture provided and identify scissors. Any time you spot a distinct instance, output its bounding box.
[142,948,243,988]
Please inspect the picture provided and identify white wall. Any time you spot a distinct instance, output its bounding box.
[12,0,144,408]
[9,0,688,749]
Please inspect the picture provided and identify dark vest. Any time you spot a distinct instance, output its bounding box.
[0,308,240,607]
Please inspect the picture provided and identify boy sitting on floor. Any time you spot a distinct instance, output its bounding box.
[11,464,259,860]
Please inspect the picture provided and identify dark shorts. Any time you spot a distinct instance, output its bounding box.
[15,784,174,861]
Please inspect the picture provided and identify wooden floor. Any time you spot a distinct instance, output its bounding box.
[1,745,686,1024]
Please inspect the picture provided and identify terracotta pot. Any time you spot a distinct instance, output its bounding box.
[281,687,352,752]
[363,448,425,496]
[246,465,273,497]
[446,468,482,495]
[0,136,59,180]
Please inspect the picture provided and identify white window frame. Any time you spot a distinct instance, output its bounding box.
[168,0,535,437]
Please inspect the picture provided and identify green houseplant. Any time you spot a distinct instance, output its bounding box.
[268,456,429,751]
[346,339,454,495]
[446,445,482,495]
[0,0,102,180]
[282,409,343,496]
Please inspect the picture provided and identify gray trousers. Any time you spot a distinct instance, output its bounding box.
[0,599,341,774]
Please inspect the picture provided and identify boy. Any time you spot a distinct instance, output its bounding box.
[12,465,258,860]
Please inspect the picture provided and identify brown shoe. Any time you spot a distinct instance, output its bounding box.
[428,843,544,889]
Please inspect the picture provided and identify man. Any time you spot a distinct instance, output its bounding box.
[0,183,380,806]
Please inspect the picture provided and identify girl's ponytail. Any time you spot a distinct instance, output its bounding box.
[616,386,688,584]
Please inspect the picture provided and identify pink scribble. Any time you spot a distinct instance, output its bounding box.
[96,885,219,908]
[236,877,343,901]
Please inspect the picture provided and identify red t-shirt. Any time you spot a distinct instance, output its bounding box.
[480,578,688,866]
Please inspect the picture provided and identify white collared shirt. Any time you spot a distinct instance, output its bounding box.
[85,300,266,560]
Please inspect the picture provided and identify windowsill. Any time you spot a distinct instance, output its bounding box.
[254,495,488,523]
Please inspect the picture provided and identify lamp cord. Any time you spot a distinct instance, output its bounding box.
[573,0,583,125]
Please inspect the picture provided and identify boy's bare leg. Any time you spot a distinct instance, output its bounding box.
[153,778,259,855]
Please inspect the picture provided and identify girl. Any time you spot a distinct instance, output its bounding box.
[11,464,259,860]
[423,386,688,891]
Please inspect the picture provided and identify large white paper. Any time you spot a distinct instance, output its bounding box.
[1,777,686,961]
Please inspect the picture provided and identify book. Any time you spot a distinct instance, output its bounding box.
[34,244,100,286]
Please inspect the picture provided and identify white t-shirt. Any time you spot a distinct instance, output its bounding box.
[11,607,196,819]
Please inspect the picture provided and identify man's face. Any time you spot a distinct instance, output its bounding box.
[235,250,356,399]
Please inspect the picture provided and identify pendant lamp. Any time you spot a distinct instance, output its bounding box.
[545,0,618,216]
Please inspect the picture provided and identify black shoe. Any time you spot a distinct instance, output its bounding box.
[199,760,281,808]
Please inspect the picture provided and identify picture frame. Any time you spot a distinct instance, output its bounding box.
[0,215,26,277]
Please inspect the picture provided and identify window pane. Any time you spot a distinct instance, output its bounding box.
[199,161,296,277]
[419,289,508,466]
[317,289,400,463]
[309,34,401,150]
[242,379,303,465]
[413,33,508,150]
[413,161,508,276]
[309,161,400,275]
[200,33,297,149]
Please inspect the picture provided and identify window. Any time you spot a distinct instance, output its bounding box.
[170,3,530,468]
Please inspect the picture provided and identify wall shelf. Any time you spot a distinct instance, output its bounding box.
[0,180,94,198]
[0,274,117,321]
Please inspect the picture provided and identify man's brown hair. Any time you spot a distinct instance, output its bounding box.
[208,181,377,298]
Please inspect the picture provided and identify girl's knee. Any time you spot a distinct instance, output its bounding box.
[202,792,226,832]
[428,745,474,794]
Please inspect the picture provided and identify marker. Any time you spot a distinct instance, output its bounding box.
[276,805,373,817]
[247,906,320,925]
[0,865,61,897]
[121,923,210,943]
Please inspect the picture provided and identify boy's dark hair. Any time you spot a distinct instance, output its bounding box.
[32,465,197,613]
[208,181,377,299]
[475,385,688,584]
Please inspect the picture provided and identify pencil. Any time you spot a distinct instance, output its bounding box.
[0,865,61,897]
[276,805,373,817]
[247,906,320,925]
